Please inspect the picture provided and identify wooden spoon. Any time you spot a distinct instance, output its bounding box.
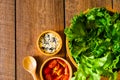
[23,56,39,80]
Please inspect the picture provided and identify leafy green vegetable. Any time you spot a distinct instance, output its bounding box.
[64,8,120,80]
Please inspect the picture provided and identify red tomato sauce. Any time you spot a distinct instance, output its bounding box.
[43,59,70,80]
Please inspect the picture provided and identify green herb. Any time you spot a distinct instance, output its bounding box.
[64,8,120,80]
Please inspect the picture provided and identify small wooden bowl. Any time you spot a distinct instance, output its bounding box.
[40,57,72,80]
[37,30,62,56]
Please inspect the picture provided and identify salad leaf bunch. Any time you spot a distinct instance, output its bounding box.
[65,8,120,80]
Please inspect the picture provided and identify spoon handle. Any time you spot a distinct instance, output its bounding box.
[32,73,39,80]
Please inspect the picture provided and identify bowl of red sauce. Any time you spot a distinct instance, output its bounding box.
[40,57,72,80]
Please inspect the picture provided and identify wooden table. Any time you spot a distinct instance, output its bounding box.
[0,0,120,80]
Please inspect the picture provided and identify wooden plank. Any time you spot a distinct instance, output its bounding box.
[65,0,113,76]
[0,0,15,80]
[65,0,112,26]
[16,0,64,80]
[113,0,120,12]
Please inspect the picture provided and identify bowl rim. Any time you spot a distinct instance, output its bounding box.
[66,39,78,68]
[40,57,72,80]
[66,8,116,68]
[37,30,62,56]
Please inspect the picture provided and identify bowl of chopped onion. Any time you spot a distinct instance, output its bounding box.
[37,30,62,56]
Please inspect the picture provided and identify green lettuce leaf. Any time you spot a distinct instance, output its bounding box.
[65,8,120,80]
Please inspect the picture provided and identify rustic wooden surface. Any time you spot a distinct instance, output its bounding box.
[65,0,112,26]
[16,0,65,80]
[113,0,120,12]
[0,0,120,80]
[0,0,15,80]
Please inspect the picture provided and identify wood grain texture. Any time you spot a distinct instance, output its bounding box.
[0,0,15,80]
[113,0,120,12]
[1,0,120,79]
[65,0,112,26]
[16,0,64,80]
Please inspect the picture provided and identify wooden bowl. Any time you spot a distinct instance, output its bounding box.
[40,57,72,80]
[66,7,120,80]
[37,30,62,56]
[66,8,116,68]
[66,39,78,68]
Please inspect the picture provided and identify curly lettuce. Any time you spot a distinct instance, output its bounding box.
[65,8,120,80]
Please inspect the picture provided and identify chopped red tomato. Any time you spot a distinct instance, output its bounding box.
[43,67,51,74]
[62,74,69,80]
[53,75,63,80]
[45,74,52,80]
[53,63,60,71]
[56,67,64,76]
[65,66,69,75]
[48,59,57,68]
[57,59,67,67]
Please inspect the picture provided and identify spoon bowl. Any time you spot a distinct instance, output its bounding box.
[23,56,38,80]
